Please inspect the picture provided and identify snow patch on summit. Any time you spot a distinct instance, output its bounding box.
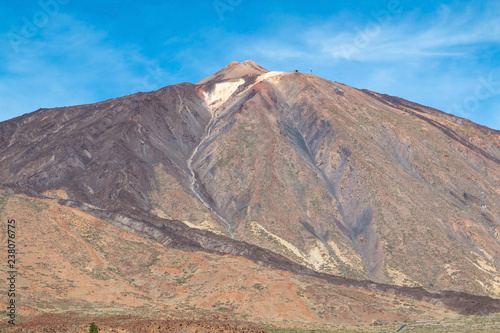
[202,71,286,113]
[203,79,245,112]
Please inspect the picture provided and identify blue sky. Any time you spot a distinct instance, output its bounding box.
[1,0,499,130]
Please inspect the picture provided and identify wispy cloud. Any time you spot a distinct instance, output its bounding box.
[0,14,171,122]
[247,3,500,62]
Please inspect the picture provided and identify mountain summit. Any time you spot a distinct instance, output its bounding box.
[197,60,269,84]
[1,61,500,301]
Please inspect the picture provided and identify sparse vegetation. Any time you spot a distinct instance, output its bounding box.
[252,283,267,291]
[175,273,194,284]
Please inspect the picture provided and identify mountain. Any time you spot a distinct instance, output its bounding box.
[1,60,500,327]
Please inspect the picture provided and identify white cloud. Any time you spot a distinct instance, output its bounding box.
[310,6,500,62]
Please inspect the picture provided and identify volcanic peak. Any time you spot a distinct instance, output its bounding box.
[197,60,270,85]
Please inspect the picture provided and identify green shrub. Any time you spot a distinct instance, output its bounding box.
[89,322,99,333]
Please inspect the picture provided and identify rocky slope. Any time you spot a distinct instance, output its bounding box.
[0,191,459,330]
[0,60,499,300]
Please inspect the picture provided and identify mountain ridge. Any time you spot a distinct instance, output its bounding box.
[1,61,499,304]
